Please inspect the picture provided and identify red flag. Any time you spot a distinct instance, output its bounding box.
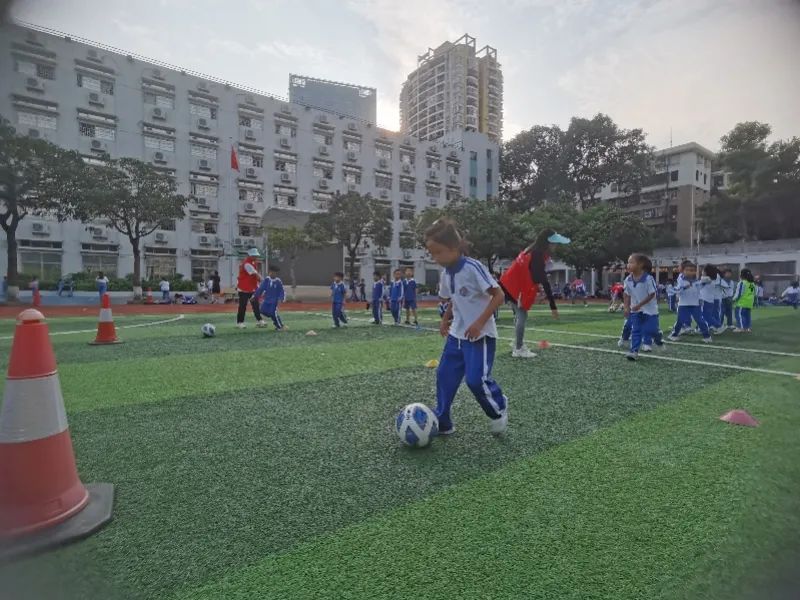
[230,145,239,171]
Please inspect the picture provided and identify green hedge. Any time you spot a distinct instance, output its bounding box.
[19,272,198,293]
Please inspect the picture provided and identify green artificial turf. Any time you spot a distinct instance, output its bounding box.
[0,307,797,600]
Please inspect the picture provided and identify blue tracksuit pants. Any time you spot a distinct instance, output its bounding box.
[722,298,734,326]
[701,300,721,329]
[667,295,677,312]
[261,301,283,329]
[735,307,752,329]
[390,300,402,324]
[372,298,383,323]
[671,305,710,338]
[630,313,663,353]
[332,302,348,327]
[620,316,632,341]
[436,335,507,431]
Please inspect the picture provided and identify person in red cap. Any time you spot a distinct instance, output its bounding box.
[236,248,266,329]
[499,228,570,358]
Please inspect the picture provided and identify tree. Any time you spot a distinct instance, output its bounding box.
[267,226,318,300]
[500,124,564,211]
[305,191,393,281]
[75,158,187,298]
[0,119,88,298]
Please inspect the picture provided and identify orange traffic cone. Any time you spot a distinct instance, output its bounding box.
[0,309,113,560]
[89,293,122,345]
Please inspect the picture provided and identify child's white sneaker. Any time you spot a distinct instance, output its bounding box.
[617,338,628,348]
[512,346,537,358]
[625,351,638,361]
[490,409,508,435]
[702,337,713,343]
[256,320,268,328]
[438,425,456,436]
[236,323,246,329]
[712,326,726,335]
[666,334,680,342]
[641,344,653,353]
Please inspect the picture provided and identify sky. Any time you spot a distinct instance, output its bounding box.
[8,0,800,150]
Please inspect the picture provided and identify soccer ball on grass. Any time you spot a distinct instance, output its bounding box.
[201,323,216,338]
[396,403,438,448]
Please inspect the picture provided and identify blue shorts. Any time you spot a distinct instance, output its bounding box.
[404,299,417,310]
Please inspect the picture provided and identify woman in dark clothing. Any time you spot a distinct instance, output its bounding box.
[210,270,222,304]
[499,228,570,357]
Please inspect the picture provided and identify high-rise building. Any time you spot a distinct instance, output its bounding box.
[288,74,376,124]
[400,34,503,143]
[0,23,499,288]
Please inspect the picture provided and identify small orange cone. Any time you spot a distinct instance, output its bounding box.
[89,294,122,345]
[719,409,759,427]
[0,309,113,560]
[425,359,439,368]
[538,340,550,349]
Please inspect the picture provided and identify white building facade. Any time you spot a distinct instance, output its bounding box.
[0,23,499,287]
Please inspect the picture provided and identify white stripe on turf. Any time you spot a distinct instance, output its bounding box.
[0,314,185,341]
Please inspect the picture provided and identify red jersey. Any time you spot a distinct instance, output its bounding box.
[499,250,550,311]
[237,257,260,293]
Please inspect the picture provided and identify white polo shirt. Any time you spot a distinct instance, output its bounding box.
[623,273,658,315]
[438,257,499,340]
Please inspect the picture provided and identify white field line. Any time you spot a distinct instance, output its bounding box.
[306,312,800,380]
[0,314,185,341]
[492,324,800,358]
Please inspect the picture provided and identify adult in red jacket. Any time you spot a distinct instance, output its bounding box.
[499,228,570,358]
[236,248,265,328]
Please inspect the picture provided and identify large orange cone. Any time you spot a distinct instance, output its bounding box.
[89,293,122,345]
[0,309,113,561]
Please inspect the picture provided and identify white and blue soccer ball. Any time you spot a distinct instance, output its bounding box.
[201,323,216,338]
[396,403,438,448]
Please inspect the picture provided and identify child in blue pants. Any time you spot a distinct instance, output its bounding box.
[371,271,385,324]
[330,271,348,327]
[389,269,404,325]
[254,265,286,330]
[667,260,711,342]
[623,254,664,360]
[425,219,508,436]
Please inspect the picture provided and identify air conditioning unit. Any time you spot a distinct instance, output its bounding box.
[155,232,167,242]
[379,189,389,198]
[26,77,43,91]
[197,81,209,92]
[318,146,328,156]
[245,203,256,213]
[280,104,291,114]
[32,222,50,235]
[348,184,357,191]
[199,235,210,245]
[318,115,328,123]
[28,128,40,139]
[245,129,255,140]
[280,172,291,182]
[199,159,210,170]
[379,158,388,168]
[319,179,328,189]
[91,140,106,151]
[153,151,165,163]
[246,167,257,178]
[196,197,208,207]
[347,151,356,161]
[280,137,290,148]
[152,107,165,120]
[449,175,457,184]
[402,164,411,173]
[348,123,357,131]
[88,92,103,105]
[402,194,410,202]
[245,238,256,247]
[403,249,412,259]
[429,170,438,179]
[152,69,164,80]
[197,118,209,129]
[449,150,458,158]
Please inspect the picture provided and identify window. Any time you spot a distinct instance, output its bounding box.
[470,151,478,161]
[191,182,218,197]
[704,173,707,185]
[203,222,217,234]
[375,147,392,160]
[313,132,333,145]
[101,80,114,95]
[469,176,478,187]
[239,153,263,168]
[159,219,176,231]
[144,92,173,108]
[446,189,461,202]
[145,255,176,280]
[20,251,61,281]
[487,169,493,183]
[144,136,175,152]
[79,122,115,141]
[400,153,415,165]
[274,159,297,173]
[275,123,296,137]
[400,179,415,194]
[14,59,36,76]
[18,111,56,130]
[447,163,459,175]
[36,64,55,80]
[375,174,392,189]
[344,171,362,184]
[190,104,217,120]
[486,149,492,161]
[239,225,253,237]
[427,158,440,169]
[399,207,415,220]
[82,254,118,278]
[191,145,217,160]
[313,165,333,179]
[313,191,332,210]
[239,116,263,129]
[191,258,218,283]
[695,170,699,181]
[426,185,441,198]
[713,174,724,187]
[344,139,361,152]
[274,192,297,207]
[670,170,679,182]
[239,188,263,203]
[77,73,103,93]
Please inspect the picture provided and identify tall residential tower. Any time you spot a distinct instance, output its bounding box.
[400,34,502,143]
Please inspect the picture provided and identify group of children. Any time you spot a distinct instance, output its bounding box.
[368,268,419,327]
[617,258,763,360]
